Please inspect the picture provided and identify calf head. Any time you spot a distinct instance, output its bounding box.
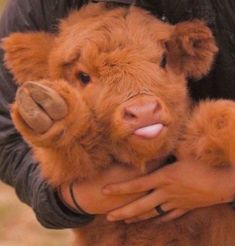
[3,3,218,170]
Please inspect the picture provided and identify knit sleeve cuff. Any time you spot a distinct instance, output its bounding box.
[33,181,95,229]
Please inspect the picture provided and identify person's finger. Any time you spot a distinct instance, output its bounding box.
[103,170,167,195]
[154,209,188,224]
[24,82,68,120]
[125,210,157,224]
[124,203,174,224]
[16,87,53,133]
[107,190,167,221]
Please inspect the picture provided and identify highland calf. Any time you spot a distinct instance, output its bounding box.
[3,3,235,246]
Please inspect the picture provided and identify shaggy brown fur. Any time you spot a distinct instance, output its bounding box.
[2,3,235,245]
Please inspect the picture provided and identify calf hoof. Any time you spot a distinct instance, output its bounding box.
[16,81,68,133]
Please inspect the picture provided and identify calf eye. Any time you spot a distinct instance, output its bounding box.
[77,72,91,85]
[160,53,167,68]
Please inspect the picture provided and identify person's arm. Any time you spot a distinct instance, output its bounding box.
[103,161,235,224]
[0,0,95,229]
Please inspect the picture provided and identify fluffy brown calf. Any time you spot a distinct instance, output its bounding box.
[3,3,235,245]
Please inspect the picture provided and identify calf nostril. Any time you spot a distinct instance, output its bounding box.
[122,100,161,123]
[123,108,138,121]
[153,102,160,113]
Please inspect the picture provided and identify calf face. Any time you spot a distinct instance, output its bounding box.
[3,3,218,170]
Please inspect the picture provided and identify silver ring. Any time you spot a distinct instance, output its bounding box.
[155,205,166,216]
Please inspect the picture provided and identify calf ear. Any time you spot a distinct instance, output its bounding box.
[167,20,218,79]
[2,32,55,84]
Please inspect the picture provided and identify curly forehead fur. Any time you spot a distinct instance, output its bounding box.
[49,4,173,79]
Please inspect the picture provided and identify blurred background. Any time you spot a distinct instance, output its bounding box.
[0,1,71,245]
[0,0,6,13]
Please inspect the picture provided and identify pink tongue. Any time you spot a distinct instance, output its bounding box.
[134,123,163,138]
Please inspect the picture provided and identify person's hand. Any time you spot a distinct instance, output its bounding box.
[103,161,235,224]
[59,165,145,215]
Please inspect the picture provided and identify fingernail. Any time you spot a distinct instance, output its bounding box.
[107,215,116,221]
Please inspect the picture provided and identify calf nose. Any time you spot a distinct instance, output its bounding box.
[123,98,161,127]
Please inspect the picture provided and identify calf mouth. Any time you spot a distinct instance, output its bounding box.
[134,122,164,139]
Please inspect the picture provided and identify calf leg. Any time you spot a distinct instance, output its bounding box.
[178,99,235,168]
[11,79,100,185]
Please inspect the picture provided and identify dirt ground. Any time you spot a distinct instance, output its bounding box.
[0,182,72,246]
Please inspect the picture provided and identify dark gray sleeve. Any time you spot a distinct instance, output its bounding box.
[0,0,94,229]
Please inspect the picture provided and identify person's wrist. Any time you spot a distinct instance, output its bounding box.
[57,182,91,215]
